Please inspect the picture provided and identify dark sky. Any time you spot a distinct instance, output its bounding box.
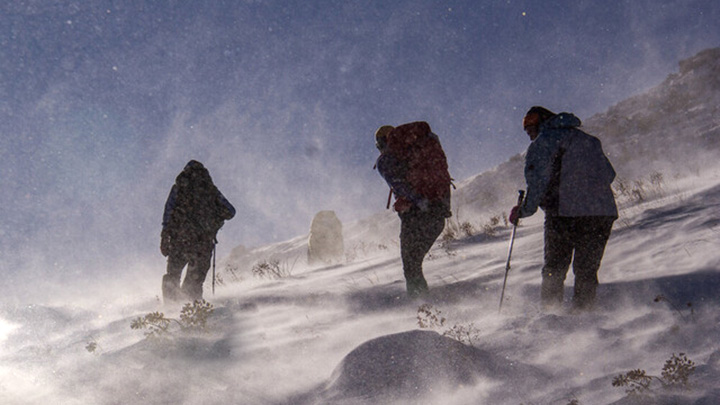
[1,0,718,295]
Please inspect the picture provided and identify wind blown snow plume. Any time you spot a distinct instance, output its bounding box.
[2,5,720,403]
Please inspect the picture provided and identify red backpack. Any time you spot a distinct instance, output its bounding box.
[385,121,452,202]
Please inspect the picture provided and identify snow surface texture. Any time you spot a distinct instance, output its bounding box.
[1,165,719,405]
[2,50,720,404]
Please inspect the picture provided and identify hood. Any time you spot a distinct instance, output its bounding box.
[176,160,212,187]
[542,112,581,129]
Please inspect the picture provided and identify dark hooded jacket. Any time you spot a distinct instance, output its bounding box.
[161,160,235,254]
[520,113,618,218]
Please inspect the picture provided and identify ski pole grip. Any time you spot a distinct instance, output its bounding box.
[516,190,525,206]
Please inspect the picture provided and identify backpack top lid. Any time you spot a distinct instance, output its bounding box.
[386,121,432,158]
[383,121,451,203]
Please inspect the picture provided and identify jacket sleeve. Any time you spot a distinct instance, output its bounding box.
[599,139,616,184]
[376,153,423,205]
[162,185,178,228]
[520,134,560,218]
[216,190,236,220]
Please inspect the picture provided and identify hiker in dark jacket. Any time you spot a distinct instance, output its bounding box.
[375,123,452,298]
[161,160,235,303]
[510,106,617,310]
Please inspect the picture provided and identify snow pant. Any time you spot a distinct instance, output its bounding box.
[162,245,213,304]
[399,209,446,297]
[541,215,615,310]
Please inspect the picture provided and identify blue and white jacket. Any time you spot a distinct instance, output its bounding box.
[520,113,618,219]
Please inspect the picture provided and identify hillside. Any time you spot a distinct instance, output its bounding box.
[584,47,720,177]
[3,140,718,405]
[456,47,720,223]
[221,47,720,277]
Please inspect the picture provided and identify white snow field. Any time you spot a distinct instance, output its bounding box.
[2,48,720,405]
[1,164,719,405]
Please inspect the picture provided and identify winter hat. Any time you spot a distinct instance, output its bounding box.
[523,106,556,129]
[374,125,394,150]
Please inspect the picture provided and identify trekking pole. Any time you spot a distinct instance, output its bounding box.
[212,239,217,296]
[498,190,525,313]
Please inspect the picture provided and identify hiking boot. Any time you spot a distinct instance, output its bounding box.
[406,277,429,298]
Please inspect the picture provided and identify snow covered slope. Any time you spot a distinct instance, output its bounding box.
[1,48,719,405]
[1,158,718,405]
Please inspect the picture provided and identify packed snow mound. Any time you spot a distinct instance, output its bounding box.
[318,329,550,404]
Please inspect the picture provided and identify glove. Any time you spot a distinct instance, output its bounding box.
[393,197,412,214]
[509,206,521,226]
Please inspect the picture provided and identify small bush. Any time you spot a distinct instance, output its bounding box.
[214,273,226,286]
[481,215,502,237]
[417,304,481,346]
[613,176,646,203]
[612,369,653,395]
[459,221,475,237]
[252,259,292,279]
[417,304,446,329]
[613,177,629,199]
[131,311,173,338]
[345,241,389,262]
[442,323,481,346]
[612,353,696,395]
[631,179,646,202]
[654,295,695,322]
[179,300,214,330]
[85,339,101,354]
[613,172,666,206]
[649,171,665,190]
[440,225,457,256]
[501,212,509,228]
[442,222,457,241]
[660,353,696,388]
[131,300,216,338]
[223,263,243,283]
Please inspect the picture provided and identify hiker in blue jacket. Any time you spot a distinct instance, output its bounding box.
[510,106,618,310]
[161,160,235,303]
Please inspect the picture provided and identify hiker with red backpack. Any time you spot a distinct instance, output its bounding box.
[161,160,236,303]
[374,122,452,298]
